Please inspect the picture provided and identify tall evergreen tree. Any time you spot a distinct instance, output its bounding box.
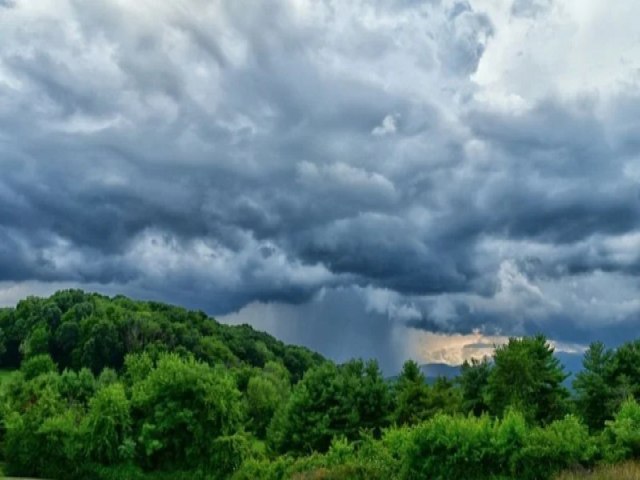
[486,335,568,424]
[574,341,614,430]
[393,360,431,426]
[459,357,491,416]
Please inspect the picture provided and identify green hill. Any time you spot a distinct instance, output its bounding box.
[2,290,640,480]
[0,289,324,382]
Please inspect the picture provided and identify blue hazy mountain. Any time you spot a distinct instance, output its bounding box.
[419,351,584,386]
[419,363,462,384]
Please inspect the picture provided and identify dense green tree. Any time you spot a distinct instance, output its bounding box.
[246,361,291,438]
[393,360,431,426]
[352,360,392,435]
[123,351,154,386]
[97,367,119,388]
[574,341,615,430]
[19,324,50,359]
[459,357,491,416]
[0,290,324,384]
[0,308,22,367]
[53,319,81,368]
[404,413,497,479]
[602,396,640,462]
[268,360,391,454]
[81,318,125,374]
[3,373,83,479]
[196,335,239,367]
[59,367,97,404]
[131,354,244,470]
[513,415,595,480]
[0,325,6,358]
[607,340,640,408]
[84,382,132,464]
[21,353,57,381]
[8,289,640,480]
[427,376,462,417]
[486,335,569,424]
[268,362,345,454]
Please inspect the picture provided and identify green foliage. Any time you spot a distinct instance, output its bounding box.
[0,290,326,478]
[602,397,640,462]
[574,342,615,431]
[428,376,463,416]
[196,335,239,367]
[0,368,17,389]
[404,411,595,480]
[392,361,462,426]
[59,367,97,404]
[81,318,125,373]
[209,433,252,479]
[132,354,244,470]
[234,433,406,480]
[573,339,640,432]
[0,289,323,379]
[3,376,84,479]
[492,409,528,471]
[608,341,640,402]
[514,415,595,480]
[349,359,393,435]
[20,353,57,380]
[393,360,431,426]
[487,335,569,424]
[124,351,155,385]
[460,357,491,416]
[0,327,6,359]
[268,359,391,455]
[246,361,291,438]
[232,456,295,480]
[6,290,640,480]
[19,323,50,359]
[405,413,497,479]
[85,382,132,464]
[98,367,120,388]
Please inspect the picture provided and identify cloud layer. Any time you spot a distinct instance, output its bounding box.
[1,0,639,371]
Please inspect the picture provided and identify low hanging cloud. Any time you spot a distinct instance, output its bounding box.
[1,0,640,371]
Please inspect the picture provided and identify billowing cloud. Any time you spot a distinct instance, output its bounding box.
[1,0,640,371]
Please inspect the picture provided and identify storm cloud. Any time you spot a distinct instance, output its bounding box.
[1,0,639,372]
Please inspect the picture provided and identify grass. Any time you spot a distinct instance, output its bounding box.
[0,368,17,383]
[0,368,17,385]
[556,462,640,479]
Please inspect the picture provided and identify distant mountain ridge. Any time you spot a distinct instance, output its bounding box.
[419,363,461,383]
[419,351,584,386]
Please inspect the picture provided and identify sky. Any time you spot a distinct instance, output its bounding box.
[1,0,639,373]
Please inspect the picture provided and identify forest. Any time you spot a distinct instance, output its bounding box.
[1,290,640,479]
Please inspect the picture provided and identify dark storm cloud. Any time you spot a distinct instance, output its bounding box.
[223,287,403,372]
[1,0,640,369]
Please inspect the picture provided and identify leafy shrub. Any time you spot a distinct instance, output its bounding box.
[404,414,497,480]
[513,415,595,480]
[232,456,295,480]
[402,412,593,480]
[84,382,132,464]
[3,391,86,479]
[21,353,56,380]
[209,433,252,479]
[131,354,244,470]
[602,397,640,462]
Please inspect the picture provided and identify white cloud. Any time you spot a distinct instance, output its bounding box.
[372,114,399,136]
[472,0,640,106]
